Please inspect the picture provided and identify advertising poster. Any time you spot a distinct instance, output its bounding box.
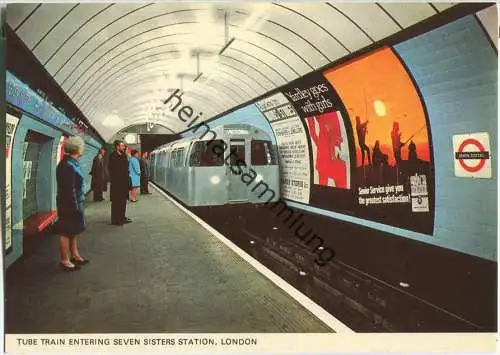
[306,111,351,189]
[5,113,20,254]
[323,47,434,234]
[279,72,356,214]
[255,93,311,204]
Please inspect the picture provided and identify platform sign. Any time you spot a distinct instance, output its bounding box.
[453,133,492,178]
[256,93,311,204]
[5,113,20,254]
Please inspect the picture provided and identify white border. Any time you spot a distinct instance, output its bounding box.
[149,182,354,334]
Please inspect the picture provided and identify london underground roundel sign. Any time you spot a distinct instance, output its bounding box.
[452,133,492,178]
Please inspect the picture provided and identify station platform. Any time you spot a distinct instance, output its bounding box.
[5,185,344,334]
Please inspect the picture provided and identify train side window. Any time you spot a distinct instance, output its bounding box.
[251,140,277,165]
[178,148,185,167]
[189,140,224,166]
[172,149,179,167]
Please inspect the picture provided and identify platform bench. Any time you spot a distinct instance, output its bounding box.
[23,211,57,235]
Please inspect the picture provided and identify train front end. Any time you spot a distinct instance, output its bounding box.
[222,125,280,205]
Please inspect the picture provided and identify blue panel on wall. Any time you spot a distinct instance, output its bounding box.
[392,14,497,261]
[6,71,101,148]
[6,115,100,269]
[6,115,62,268]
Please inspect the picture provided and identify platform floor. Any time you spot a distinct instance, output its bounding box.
[5,186,333,333]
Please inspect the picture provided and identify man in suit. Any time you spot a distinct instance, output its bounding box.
[140,152,152,194]
[108,140,132,225]
[90,148,106,201]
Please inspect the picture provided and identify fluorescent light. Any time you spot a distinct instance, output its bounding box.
[193,72,203,82]
[219,37,235,55]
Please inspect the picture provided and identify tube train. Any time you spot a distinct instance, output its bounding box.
[150,124,280,206]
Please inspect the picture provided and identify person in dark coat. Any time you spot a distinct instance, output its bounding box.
[140,152,152,194]
[109,140,132,225]
[90,148,106,201]
[55,136,89,272]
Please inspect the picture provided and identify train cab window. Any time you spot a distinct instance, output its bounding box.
[251,140,277,165]
[229,139,246,166]
[189,140,224,166]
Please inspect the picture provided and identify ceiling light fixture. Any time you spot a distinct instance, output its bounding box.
[192,50,203,82]
[193,73,203,82]
[219,11,235,56]
[219,37,235,55]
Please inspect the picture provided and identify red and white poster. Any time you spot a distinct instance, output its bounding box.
[305,111,351,189]
[5,113,20,254]
[453,132,492,179]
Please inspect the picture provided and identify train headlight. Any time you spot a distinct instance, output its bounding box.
[255,174,263,182]
[210,176,220,184]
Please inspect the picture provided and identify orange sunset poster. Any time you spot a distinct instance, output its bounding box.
[324,47,431,171]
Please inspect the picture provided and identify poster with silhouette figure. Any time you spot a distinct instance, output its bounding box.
[306,111,350,189]
[322,47,434,235]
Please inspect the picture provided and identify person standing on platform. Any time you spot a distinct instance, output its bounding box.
[140,152,152,194]
[129,150,141,202]
[55,136,89,271]
[108,140,132,225]
[90,148,106,201]
[125,145,132,199]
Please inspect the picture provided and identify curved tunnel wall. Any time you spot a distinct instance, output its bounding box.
[5,71,103,268]
[394,15,497,261]
[178,12,497,262]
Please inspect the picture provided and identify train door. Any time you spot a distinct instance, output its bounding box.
[227,139,248,202]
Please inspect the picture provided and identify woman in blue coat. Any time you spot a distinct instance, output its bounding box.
[129,149,141,202]
[55,136,89,271]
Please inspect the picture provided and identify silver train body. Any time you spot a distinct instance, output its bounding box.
[150,124,280,206]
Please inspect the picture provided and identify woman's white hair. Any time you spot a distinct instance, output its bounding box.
[64,136,85,155]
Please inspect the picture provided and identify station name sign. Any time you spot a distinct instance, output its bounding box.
[6,71,101,148]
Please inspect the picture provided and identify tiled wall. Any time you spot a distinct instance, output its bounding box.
[394,14,497,261]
